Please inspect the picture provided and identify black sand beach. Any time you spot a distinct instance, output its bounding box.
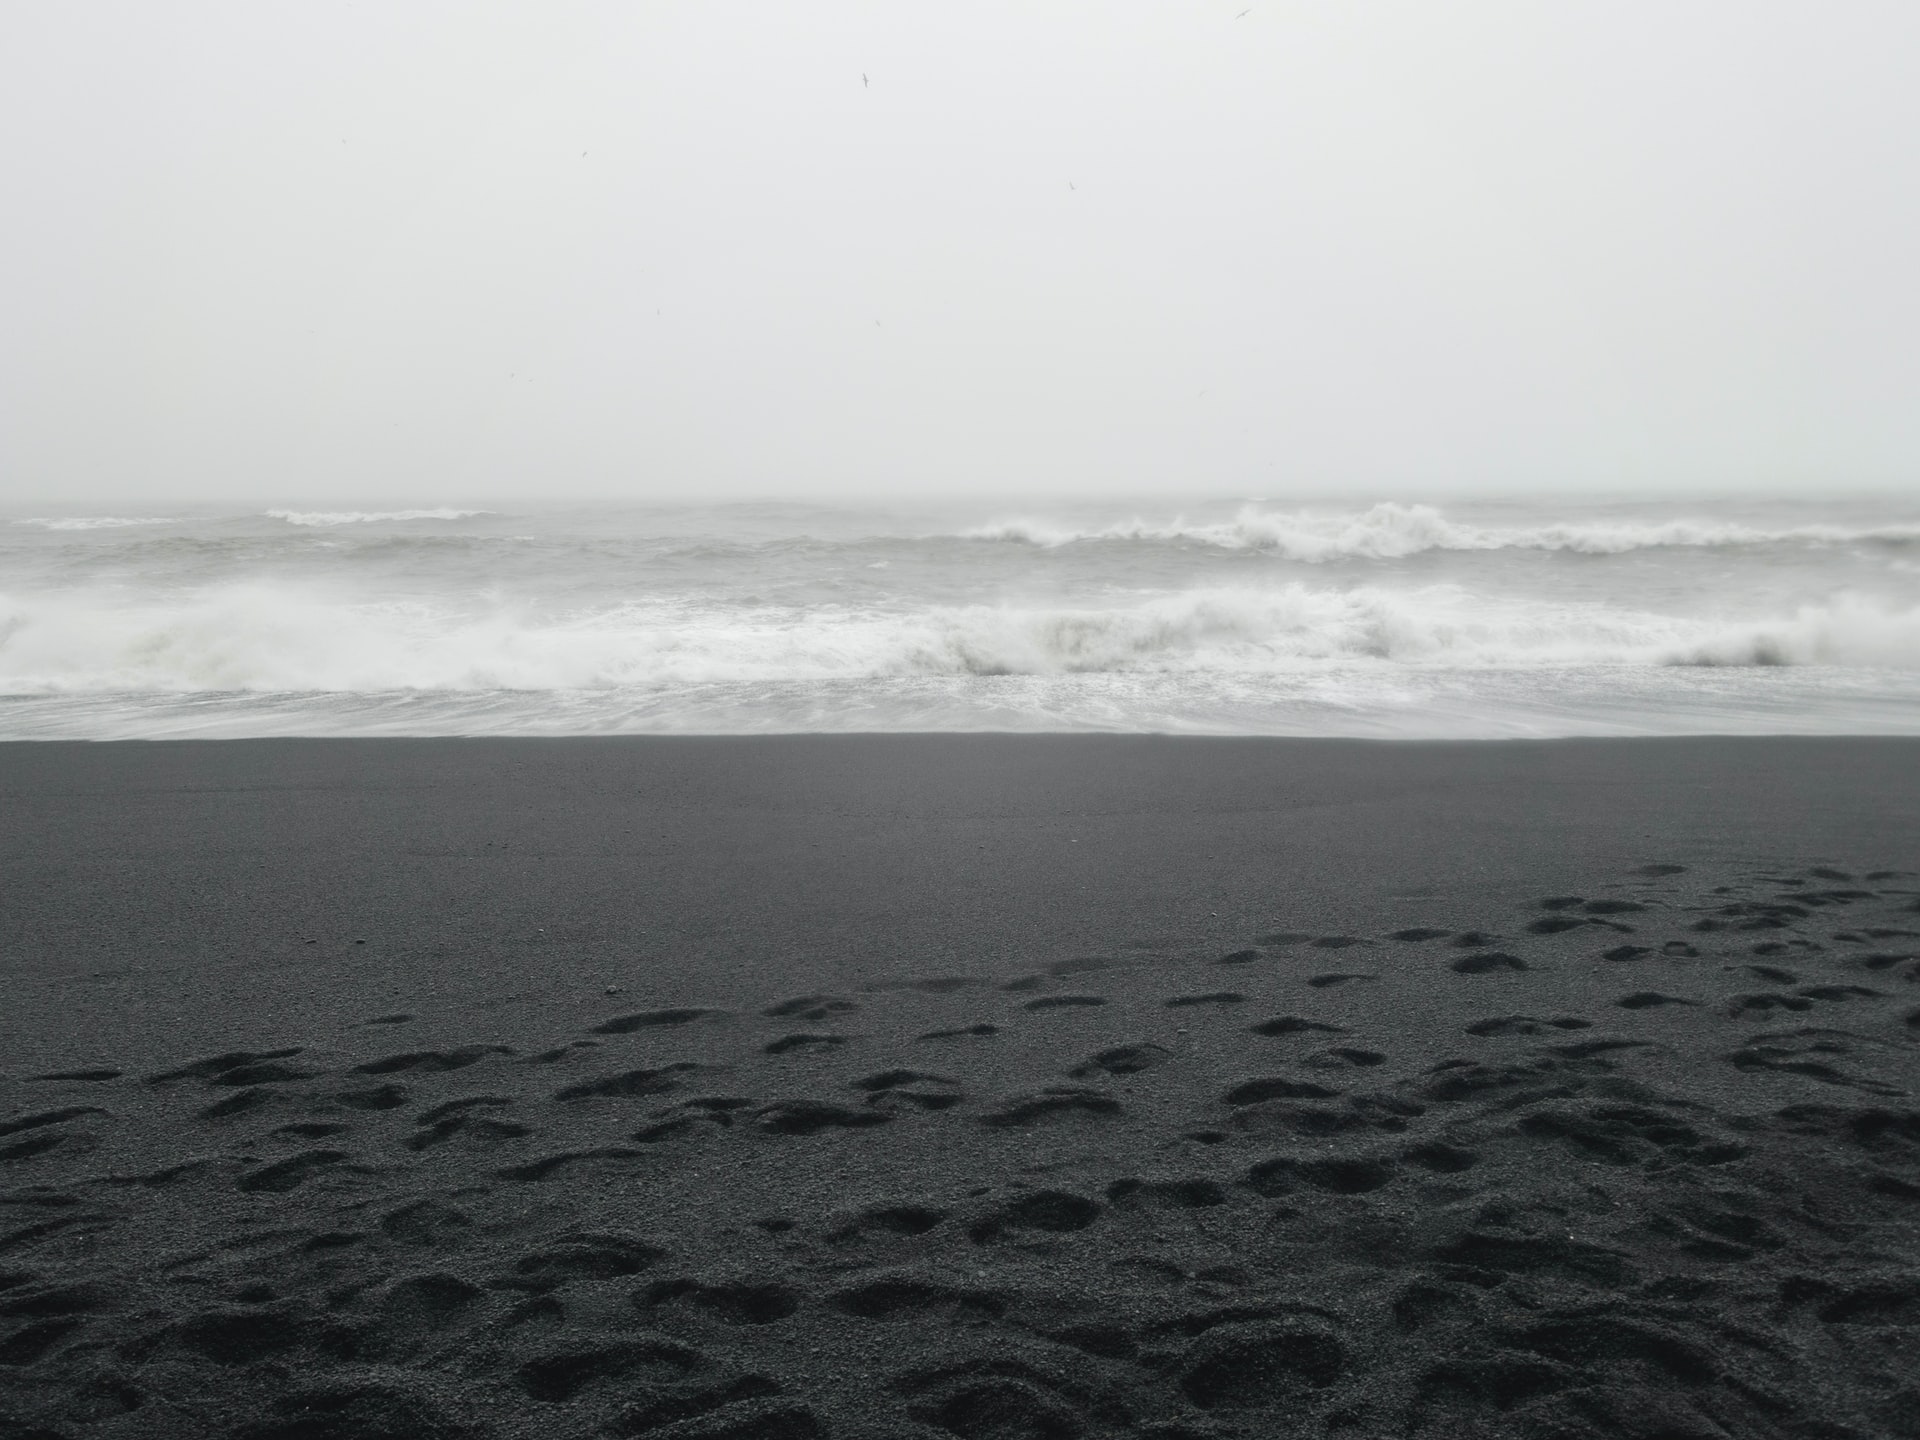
[4,736,1919,1438]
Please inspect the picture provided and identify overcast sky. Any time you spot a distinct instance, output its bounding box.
[3,2,1917,505]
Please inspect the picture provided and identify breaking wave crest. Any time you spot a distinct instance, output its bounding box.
[3,583,1916,695]
[968,502,1920,560]
[266,508,493,526]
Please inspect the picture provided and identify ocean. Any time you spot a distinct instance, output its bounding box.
[3,496,1917,739]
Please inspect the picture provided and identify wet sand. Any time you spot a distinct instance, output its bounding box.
[3,736,1918,1438]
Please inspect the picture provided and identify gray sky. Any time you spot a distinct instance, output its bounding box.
[4,1,1917,504]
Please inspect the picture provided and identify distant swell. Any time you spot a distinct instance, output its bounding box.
[11,516,178,531]
[266,508,492,526]
[966,502,1920,560]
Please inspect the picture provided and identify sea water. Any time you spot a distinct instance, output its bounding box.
[2,496,1918,738]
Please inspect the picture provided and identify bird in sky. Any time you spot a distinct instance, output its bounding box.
[862,73,869,88]
[1237,8,1250,16]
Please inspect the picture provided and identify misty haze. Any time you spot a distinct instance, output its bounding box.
[4,7,1919,1440]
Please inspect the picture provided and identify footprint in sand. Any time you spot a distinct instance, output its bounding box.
[511,1334,725,1407]
[198,1088,281,1119]
[829,1274,1002,1321]
[554,1064,699,1101]
[764,995,861,1021]
[978,1086,1121,1127]
[1528,916,1592,935]
[149,1049,312,1086]
[275,1120,348,1139]
[593,1008,717,1034]
[825,1202,948,1242]
[1796,984,1884,1003]
[355,1046,512,1076]
[1304,1047,1387,1069]
[1046,957,1114,978]
[764,1032,849,1056]
[852,1069,962,1111]
[0,1106,106,1140]
[379,1198,473,1247]
[1069,1043,1172,1078]
[1451,952,1529,975]
[316,1086,402,1118]
[1514,1100,1747,1167]
[1856,951,1920,973]
[633,1102,741,1143]
[1249,1153,1396,1195]
[525,1041,599,1064]
[1404,1141,1480,1173]
[967,1188,1105,1241]
[1249,1015,1345,1037]
[917,1022,998,1041]
[911,976,988,994]
[1023,994,1107,1012]
[755,1099,891,1135]
[1464,1016,1592,1037]
[1616,992,1698,1009]
[1727,993,1813,1017]
[513,1232,667,1287]
[897,1358,1107,1440]
[405,1095,530,1151]
[236,1148,351,1194]
[1727,1031,1905,1094]
[1546,1036,1651,1060]
[1107,1175,1228,1209]
[1222,1077,1343,1105]
[637,1277,801,1326]
[498,1147,647,1182]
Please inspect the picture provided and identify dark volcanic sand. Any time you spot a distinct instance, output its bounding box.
[3,736,1919,1439]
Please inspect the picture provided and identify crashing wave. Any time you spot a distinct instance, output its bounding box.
[2,582,1916,696]
[267,509,492,526]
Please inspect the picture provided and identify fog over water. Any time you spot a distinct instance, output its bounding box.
[3,6,1917,735]
[5,2,1919,504]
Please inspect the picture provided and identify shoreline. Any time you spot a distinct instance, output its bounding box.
[7,734,1919,1069]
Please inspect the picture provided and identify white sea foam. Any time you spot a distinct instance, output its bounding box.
[967,502,1920,560]
[11,516,179,531]
[266,508,492,526]
[3,582,1916,697]
[3,498,1916,736]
